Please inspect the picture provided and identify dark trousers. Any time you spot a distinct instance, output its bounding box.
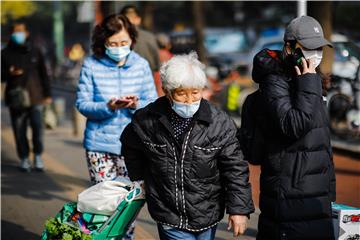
[9,105,44,159]
[157,224,217,240]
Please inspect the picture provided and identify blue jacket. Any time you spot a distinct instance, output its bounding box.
[76,51,157,155]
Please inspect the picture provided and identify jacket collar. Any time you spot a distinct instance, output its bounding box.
[8,39,31,52]
[150,96,213,124]
[97,50,137,69]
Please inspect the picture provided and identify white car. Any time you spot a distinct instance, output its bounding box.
[332,34,360,79]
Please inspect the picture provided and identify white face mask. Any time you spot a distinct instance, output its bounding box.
[105,45,131,62]
[171,100,201,118]
[301,49,323,68]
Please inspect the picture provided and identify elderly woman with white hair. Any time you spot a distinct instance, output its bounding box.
[120,52,254,240]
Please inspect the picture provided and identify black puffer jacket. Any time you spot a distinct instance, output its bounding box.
[121,97,254,231]
[251,49,336,240]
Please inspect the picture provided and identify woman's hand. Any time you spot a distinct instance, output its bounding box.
[227,214,248,237]
[295,57,317,76]
[9,65,24,76]
[124,95,139,109]
[43,97,52,105]
[107,96,138,110]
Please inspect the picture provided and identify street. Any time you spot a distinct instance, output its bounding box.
[1,103,259,240]
[1,100,359,240]
[2,1,360,239]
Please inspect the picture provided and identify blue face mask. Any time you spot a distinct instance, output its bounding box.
[105,45,131,62]
[11,32,26,45]
[172,100,201,118]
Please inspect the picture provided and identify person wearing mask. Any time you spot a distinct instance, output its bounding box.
[75,14,157,240]
[1,22,52,172]
[121,52,254,240]
[241,16,336,239]
[120,5,160,74]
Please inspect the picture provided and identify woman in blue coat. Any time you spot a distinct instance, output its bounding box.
[75,14,157,239]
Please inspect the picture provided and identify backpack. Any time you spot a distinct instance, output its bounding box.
[238,90,266,165]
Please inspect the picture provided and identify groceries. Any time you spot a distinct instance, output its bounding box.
[41,178,145,240]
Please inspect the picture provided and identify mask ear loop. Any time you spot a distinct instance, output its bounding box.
[166,90,175,106]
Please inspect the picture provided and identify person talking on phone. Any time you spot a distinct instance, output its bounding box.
[243,16,336,239]
[75,14,157,240]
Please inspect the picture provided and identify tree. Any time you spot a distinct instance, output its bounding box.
[1,1,37,24]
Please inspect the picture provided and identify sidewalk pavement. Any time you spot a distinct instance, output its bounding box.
[1,107,259,240]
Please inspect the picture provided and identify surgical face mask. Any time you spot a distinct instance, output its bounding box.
[301,49,323,68]
[171,100,201,118]
[11,32,26,45]
[105,45,131,62]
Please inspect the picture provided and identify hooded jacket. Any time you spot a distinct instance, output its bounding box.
[251,49,336,240]
[120,97,254,231]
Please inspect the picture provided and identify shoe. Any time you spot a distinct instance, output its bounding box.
[34,155,44,171]
[20,158,31,172]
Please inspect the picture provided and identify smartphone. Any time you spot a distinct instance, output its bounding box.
[293,48,307,71]
[115,99,132,105]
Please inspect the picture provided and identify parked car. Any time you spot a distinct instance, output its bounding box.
[332,34,360,79]
[170,28,250,79]
[204,28,250,78]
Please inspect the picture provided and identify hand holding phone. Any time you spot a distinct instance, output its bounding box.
[122,95,139,109]
[295,57,316,76]
[108,96,138,110]
[9,65,24,76]
[293,48,305,72]
[115,99,132,105]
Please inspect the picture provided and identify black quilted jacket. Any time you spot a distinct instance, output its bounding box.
[120,96,254,231]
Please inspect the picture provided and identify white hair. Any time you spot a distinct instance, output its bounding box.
[160,51,207,91]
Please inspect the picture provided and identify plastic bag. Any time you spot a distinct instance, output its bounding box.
[77,178,131,216]
[43,105,57,129]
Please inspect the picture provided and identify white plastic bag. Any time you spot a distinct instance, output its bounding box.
[43,105,57,129]
[77,177,131,215]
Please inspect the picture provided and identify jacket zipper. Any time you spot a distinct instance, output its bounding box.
[176,127,193,229]
[172,143,182,228]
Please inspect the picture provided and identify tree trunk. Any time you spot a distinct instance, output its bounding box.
[192,1,207,64]
[308,1,334,75]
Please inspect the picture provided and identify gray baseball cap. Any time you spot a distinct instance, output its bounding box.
[284,16,333,49]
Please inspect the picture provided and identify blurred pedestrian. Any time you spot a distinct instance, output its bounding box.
[121,5,162,97]
[157,33,173,63]
[1,22,52,172]
[75,14,157,240]
[240,16,336,239]
[121,52,254,240]
[153,33,174,97]
[68,43,85,62]
[121,5,160,73]
[65,43,86,85]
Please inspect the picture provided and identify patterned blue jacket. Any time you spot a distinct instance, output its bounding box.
[76,51,157,155]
